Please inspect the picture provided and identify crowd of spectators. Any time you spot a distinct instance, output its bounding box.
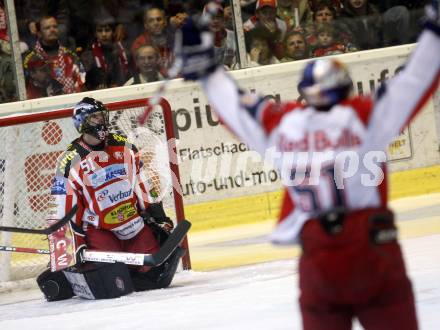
[0,0,428,102]
[242,0,425,67]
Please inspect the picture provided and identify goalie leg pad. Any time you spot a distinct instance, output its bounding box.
[132,247,186,291]
[63,262,134,299]
[37,268,74,302]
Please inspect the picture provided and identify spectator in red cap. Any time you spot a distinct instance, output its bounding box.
[243,0,287,59]
[25,53,64,99]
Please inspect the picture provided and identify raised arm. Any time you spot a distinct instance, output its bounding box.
[176,17,302,156]
[201,69,271,155]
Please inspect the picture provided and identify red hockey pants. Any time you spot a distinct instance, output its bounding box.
[299,209,417,330]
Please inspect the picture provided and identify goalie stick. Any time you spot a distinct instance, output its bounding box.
[0,246,50,254]
[82,220,191,266]
[1,220,191,267]
[0,205,78,235]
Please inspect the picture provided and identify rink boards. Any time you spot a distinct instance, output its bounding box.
[189,191,440,271]
[0,42,439,274]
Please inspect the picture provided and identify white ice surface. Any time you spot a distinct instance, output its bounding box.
[0,234,439,330]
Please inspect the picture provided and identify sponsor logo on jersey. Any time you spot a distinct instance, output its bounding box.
[58,149,78,171]
[112,134,128,143]
[104,202,137,224]
[98,152,109,162]
[82,209,98,226]
[97,189,109,202]
[95,181,133,210]
[277,129,362,152]
[114,151,124,160]
[88,164,127,187]
[51,176,67,195]
[111,217,144,239]
[108,189,132,203]
[48,209,58,216]
[47,194,66,219]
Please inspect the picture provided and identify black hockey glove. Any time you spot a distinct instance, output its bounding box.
[425,0,440,30]
[176,17,217,81]
[142,203,174,233]
[143,214,174,246]
[147,215,174,234]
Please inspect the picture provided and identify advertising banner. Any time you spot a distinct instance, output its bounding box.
[1,45,439,207]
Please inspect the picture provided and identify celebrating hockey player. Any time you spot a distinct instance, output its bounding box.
[175,2,440,329]
[37,97,185,301]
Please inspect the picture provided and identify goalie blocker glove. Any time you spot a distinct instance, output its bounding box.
[425,0,440,33]
[141,203,174,245]
[177,17,218,81]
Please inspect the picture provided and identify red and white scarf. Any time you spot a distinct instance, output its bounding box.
[34,40,84,94]
[91,40,129,80]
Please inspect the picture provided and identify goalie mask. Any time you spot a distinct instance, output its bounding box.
[73,97,109,141]
[298,58,353,109]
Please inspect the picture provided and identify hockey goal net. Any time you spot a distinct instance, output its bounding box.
[0,98,189,286]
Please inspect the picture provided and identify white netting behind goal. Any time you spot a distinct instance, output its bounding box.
[0,98,185,283]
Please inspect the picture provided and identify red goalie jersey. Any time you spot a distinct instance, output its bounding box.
[47,133,155,271]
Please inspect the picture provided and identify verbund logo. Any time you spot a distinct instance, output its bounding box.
[95,181,133,211]
[97,189,109,202]
[89,164,127,187]
[109,189,132,203]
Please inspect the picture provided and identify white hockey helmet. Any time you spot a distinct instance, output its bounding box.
[298,58,353,108]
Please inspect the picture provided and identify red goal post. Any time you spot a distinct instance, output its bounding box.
[0,97,190,285]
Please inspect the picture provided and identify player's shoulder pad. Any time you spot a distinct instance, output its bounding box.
[281,100,306,112]
[108,133,138,152]
[260,100,304,134]
[56,142,81,177]
[341,95,374,126]
[262,100,304,119]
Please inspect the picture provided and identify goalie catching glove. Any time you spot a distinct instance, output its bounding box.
[425,0,440,32]
[176,15,218,81]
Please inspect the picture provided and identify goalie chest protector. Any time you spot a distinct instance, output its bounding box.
[63,262,134,299]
